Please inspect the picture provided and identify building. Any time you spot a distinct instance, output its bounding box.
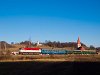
[36,41,42,46]
[77,37,81,48]
[77,37,85,50]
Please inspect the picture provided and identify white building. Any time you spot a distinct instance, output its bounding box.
[37,41,42,46]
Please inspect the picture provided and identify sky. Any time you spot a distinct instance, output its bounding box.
[0,0,100,47]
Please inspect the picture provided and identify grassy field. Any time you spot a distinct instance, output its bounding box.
[1,54,100,75]
[0,61,100,75]
[0,61,73,75]
[0,54,100,62]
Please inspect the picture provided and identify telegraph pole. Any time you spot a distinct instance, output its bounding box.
[29,37,31,48]
[4,42,6,51]
[0,41,1,50]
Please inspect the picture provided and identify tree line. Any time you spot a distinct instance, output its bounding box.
[0,41,99,51]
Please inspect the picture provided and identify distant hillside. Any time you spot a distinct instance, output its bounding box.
[0,40,98,51]
[0,41,15,50]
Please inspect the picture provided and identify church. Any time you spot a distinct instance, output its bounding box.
[77,37,85,50]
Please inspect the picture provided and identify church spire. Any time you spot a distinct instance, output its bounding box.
[77,37,81,48]
[77,37,80,44]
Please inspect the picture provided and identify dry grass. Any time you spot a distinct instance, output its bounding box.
[1,54,100,62]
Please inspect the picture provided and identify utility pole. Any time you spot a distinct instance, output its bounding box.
[0,41,1,50]
[29,37,31,48]
[4,42,6,51]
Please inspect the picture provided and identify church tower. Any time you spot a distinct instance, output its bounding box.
[77,37,81,48]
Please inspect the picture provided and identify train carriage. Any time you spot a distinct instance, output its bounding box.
[41,49,67,54]
[19,48,41,55]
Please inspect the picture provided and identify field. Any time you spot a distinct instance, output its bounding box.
[0,61,100,75]
[1,54,100,62]
[0,61,73,75]
[1,54,100,75]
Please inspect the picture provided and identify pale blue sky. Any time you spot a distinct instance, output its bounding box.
[0,0,100,47]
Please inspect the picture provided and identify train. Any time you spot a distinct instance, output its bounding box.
[11,47,98,55]
[19,48,41,55]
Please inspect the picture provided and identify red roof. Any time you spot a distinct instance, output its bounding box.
[80,46,85,50]
[23,48,41,50]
